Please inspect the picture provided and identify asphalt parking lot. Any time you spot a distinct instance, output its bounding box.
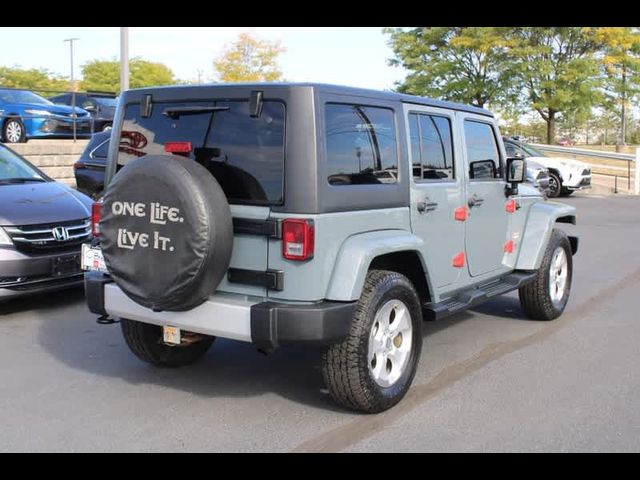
[1,193,639,452]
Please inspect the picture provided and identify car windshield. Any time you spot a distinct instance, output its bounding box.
[94,97,118,107]
[522,144,546,158]
[0,89,53,106]
[0,146,45,183]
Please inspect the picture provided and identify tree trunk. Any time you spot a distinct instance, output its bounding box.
[546,110,556,144]
[585,124,589,145]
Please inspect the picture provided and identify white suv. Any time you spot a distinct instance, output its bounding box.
[503,138,591,198]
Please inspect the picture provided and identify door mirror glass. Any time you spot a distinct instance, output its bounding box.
[506,157,525,183]
[469,159,496,180]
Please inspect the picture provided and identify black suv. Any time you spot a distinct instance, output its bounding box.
[50,93,117,132]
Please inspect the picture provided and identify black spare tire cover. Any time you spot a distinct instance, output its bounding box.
[100,154,233,311]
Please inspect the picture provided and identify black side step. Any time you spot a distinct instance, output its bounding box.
[423,271,536,321]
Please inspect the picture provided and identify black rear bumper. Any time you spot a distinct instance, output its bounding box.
[250,301,355,350]
[85,272,355,350]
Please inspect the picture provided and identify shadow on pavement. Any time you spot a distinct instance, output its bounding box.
[0,286,85,317]
[31,288,502,413]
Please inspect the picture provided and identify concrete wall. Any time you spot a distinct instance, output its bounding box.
[9,140,89,188]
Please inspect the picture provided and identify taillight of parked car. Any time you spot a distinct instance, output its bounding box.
[73,161,86,170]
[91,202,102,237]
[282,219,314,261]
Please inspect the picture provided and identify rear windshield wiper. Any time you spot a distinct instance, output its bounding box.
[0,177,46,185]
[162,106,230,119]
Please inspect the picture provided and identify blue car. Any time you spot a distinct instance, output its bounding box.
[0,88,93,143]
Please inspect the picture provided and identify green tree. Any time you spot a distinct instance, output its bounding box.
[80,58,176,94]
[213,33,285,82]
[0,66,68,95]
[510,27,601,144]
[384,27,519,109]
[594,27,640,146]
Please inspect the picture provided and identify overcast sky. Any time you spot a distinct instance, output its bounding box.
[0,27,407,90]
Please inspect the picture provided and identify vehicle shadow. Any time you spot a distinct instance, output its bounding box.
[468,294,526,320]
[34,294,487,413]
[0,286,85,317]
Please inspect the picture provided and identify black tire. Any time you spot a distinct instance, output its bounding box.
[2,118,26,143]
[561,188,574,197]
[547,172,562,198]
[321,270,423,413]
[120,318,214,367]
[519,229,573,321]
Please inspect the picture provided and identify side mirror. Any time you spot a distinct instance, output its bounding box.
[505,157,525,196]
[469,159,497,180]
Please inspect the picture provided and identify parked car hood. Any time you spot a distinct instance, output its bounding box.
[0,182,92,226]
[526,159,547,172]
[7,102,89,117]
[526,156,589,170]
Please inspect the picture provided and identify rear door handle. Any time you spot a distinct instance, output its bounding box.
[417,199,439,214]
[468,195,484,208]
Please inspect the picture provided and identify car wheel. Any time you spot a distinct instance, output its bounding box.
[120,318,215,367]
[547,172,562,198]
[2,118,26,143]
[561,188,574,197]
[321,270,423,413]
[519,229,573,321]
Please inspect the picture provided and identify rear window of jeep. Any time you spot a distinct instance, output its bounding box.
[117,100,286,206]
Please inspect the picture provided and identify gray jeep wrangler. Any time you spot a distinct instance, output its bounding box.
[83,83,577,413]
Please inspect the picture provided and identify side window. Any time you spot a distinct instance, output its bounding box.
[409,113,454,181]
[505,142,525,158]
[81,99,96,109]
[52,95,69,104]
[325,104,398,185]
[91,139,109,159]
[464,120,502,180]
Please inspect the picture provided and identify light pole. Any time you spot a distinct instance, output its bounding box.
[120,27,129,93]
[63,37,79,141]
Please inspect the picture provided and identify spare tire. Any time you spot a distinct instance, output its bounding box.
[100,154,233,312]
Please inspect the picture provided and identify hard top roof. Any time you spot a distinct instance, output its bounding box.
[128,82,493,118]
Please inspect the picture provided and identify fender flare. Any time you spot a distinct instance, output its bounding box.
[325,230,428,301]
[515,201,576,270]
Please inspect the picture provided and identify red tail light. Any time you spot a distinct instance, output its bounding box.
[282,219,314,261]
[164,141,192,154]
[73,161,86,170]
[91,202,102,237]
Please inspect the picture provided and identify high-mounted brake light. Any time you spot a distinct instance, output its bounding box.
[282,219,314,261]
[164,141,192,154]
[91,202,102,237]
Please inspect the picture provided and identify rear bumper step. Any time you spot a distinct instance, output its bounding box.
[423,271,537,321]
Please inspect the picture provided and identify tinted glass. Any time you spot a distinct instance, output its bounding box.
[0,89,52,105]
[464,120,501,180]
[504,142,525,158]
[50,95,69,104]
[325,104,398,185]
[94,97,118,107]
[92,139,110,159]
[81,99,96,109]
[411,114,455,180]
[117,100,285,205]
[409,114,421,178]
[0,146,43,181]
[522,144,546,158]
